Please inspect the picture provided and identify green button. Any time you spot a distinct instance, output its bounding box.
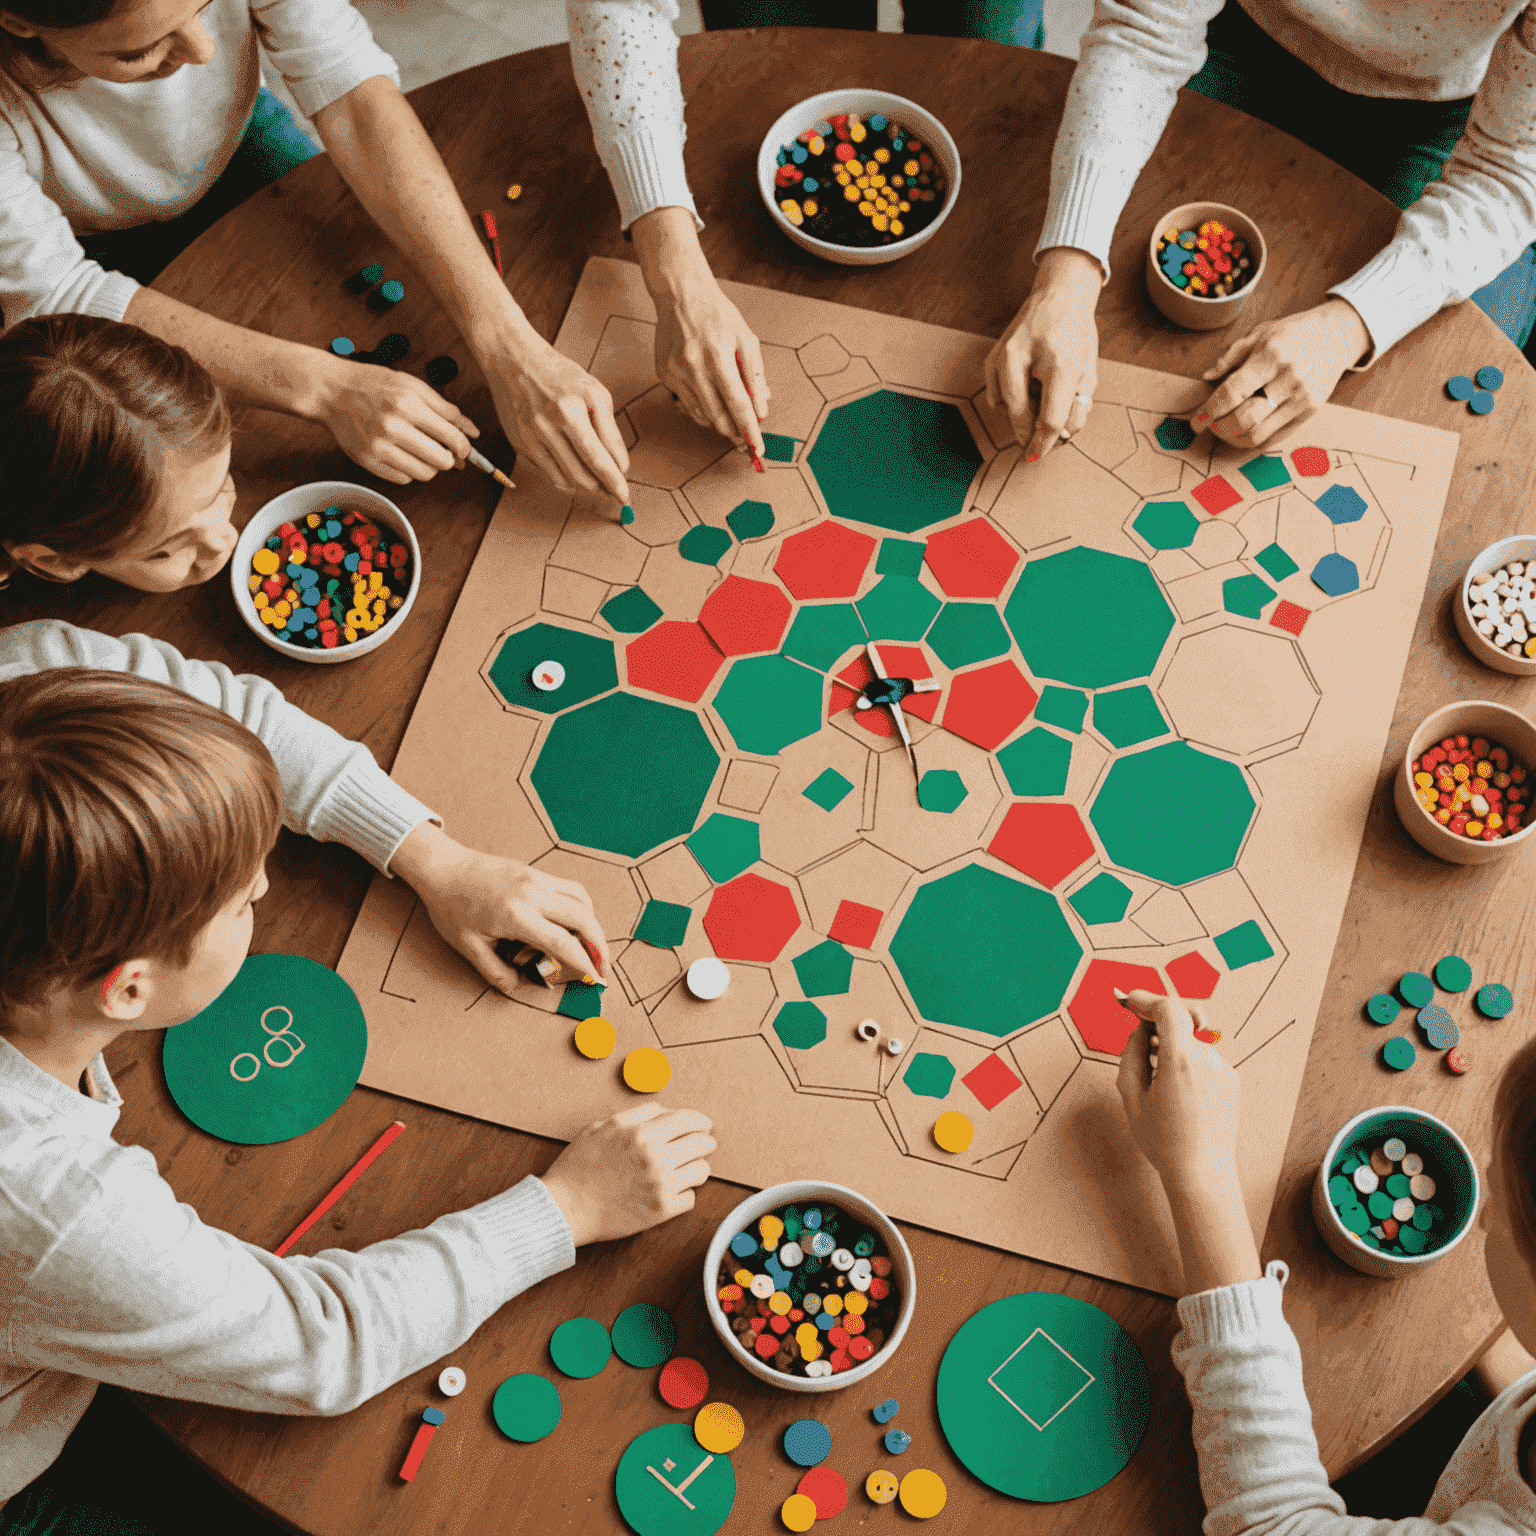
[1434,955,1473,992]
[1398,972,1434,1007]
[1365,993,1400,1025]
[1383,1036,1416,1070]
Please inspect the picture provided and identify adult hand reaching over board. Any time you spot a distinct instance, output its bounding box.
[388,822,609,994]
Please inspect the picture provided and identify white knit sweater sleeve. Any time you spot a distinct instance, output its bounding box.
[1328,9,1536,361]
[1171,1262,1512,1536]
[0,619,435,872]
[1037,0,1226,275]
[567,0,699,231]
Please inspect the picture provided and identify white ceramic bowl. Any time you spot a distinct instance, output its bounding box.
[229,481,420,665]
[1393,700,1536,864]
[1312,1105,1479,1279]
[704,1180,915,1393]
[1145,201,1267,332]
[757,90,960,267]
[1454,535,1536,676]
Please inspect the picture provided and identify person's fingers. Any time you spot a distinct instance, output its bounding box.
[1117,1018,1154,1098]
[1203,327,1262,383]
[1237,392,1311,448]
[585,394,631,480]
[514,435,575,492]
[391,418,459,474]
[999,342,1033,438]
[399,386,475,462]
[1061,383,1095,439]
[609,1101,667,1128]
[458,933,521,997]
[375,443,444,483]
[983,343,1003,411]
[516,914,593,982]
[1194,354,1274,431]
[1029,356,1080,464]
[644,1108,715,1147]
[660,1181,701,1218]
[735,338,771,421]
[666,1159,711,1194]
[560,402,629,500]
[655,1130,717,1170]
[544,875,596,908]
[691,363,741,444]
[715,348,764,455]
[539,418,604,495]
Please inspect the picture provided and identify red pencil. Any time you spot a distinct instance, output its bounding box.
[480,210,503,276]
[737,349,765,471]
[274,1121,406,1258]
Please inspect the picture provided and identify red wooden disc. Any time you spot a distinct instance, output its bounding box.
[797,1467,848,1518]
[658,1356,709,1409]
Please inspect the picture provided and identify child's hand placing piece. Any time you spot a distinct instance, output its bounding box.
[541,1104,716,1246]
[1115,989,1241,1189]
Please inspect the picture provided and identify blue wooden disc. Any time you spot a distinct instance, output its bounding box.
[1446,375,1475,400]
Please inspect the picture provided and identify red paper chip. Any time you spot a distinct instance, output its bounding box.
[658,1356,709,1409]
[796,1467,849,1519]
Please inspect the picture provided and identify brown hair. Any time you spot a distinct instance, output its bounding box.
[1494,1031,1536,1264]
[0,314,230,581]
[0,668,283,1014]
[0,0,116,105]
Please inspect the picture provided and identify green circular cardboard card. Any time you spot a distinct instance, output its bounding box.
[493,1373,562,1442]
[162,953,367,1145]
[936,1292,1149,1502]
[550,1316,612,1378]
[616,1423,735,1536]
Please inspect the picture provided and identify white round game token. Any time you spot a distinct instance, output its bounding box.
[805,1360,833,1378]
[849,1271,872,1292]
[1410,1173,1436,1201]
[855,697,873,711]
[831,1247,855,1271]
[1352,1166,1378,1195]
[779,1241,805,1267]
[1392,1197,1416,1223]
[750,1273,775,1299]
[1382,1137,1407,1163]
[886,1037,906,1056]
[531,659,565,692]
[850,1256,873,1283]
[686,957,730,1000]
[1401,1153,1424,1177]
[857,1019,881,1042]
[438,1366,466,1397]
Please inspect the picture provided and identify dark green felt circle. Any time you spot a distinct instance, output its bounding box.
[550,1317,612,1379]
[1478,983,1514,1018]
[1433,956,1473,992]
[492,1373,561,1442]
[1397,972,1434,1008]
[612,1304,676,1367]
[1365,994,1400,1025]
[1383,1036,1416,1071]
[936,1292,1149,1502]
[161,953,366,1145]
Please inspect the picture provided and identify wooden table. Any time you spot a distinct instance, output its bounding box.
[9,26,1533,1534]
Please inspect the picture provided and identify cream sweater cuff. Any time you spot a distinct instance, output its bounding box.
[1175,1261,1290,1343]
[1035,153,1140,281]
[1327,242,1444,370]
[608,128,701,232]
[473,1175,578,1289]
[311,763,437,874]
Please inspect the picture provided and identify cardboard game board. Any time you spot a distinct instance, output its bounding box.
[337,257,1457,1294]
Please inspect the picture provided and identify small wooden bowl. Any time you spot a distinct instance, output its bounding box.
[1393,700,1536,864]
[1145,202,1267,332]
[1454,535,1536,676]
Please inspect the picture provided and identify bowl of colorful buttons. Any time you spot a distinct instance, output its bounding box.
[757,91,959,266]
[1145,201,1267,331]
[1313,1105,1479,1278]
[1394,701,1536,864]
[231,481,420,663]
[1455,535,1536,675]
[705,1180,915,1393]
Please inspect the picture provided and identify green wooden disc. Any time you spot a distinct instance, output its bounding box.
[161,953,366,1145]
[1398,972,1434,1008]
[1368,1191,1393,1219]
[492,1373,562,1442]
[1339,1203,1370,1235]
[1383,1036,1416,1071]
[936,1292,1149,1502]
[1478,983,1515,1018]
[611,1304,676,1367]
[550,1317,612,1378]
[1385,1174,1410,1198]
[1399,1225,1428,1255]
[615,1423,736,1536]
[1365,994,1400,1025]
[1434,955,1473,992]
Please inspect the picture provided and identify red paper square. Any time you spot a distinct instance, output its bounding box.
[829,899,883,949]
[1270,600,1310,636]
[1192,475,1242,514]
[961,1053,1023,1111]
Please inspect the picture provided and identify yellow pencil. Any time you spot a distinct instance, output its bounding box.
[468,445,516,492]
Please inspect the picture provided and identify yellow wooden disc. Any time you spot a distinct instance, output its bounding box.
[572,1016,616,1060]
[933,1110,974,1153]
[622,1046,671,1093]
[694,1401,744,1454]
[866,1469,899,1505]
[899,1469,948,1519]
[781,1493,818,1532]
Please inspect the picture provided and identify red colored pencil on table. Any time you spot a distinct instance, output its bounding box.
[737,350,765,472]
[480,210,503,276]
[273,1121,405,1257]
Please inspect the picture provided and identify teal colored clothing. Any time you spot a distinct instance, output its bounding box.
[1186,2,1536,349]
[700,0,1045,48]
[79,87,319,287]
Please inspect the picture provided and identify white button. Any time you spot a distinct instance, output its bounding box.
[779,1242,804,1267]
[856,1019,881,1042]
[750,1273,774,1298]
[1401,1153,1423,1176]
[438,1366,466,1397]
[1352,1166,1378,1194]
[1409,1173,1436,1201]
[1382,1138,1407,1162]
[531,659,565,691]
[885,1037,905,1056]
[687,957,730,1000]
[849,1271,872,1292]
[831,1248,854,1271]
[1392,1197,1416,1222]
[805,1360,833,1377]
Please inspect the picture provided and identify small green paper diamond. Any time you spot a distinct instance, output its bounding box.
[803,768,854,811]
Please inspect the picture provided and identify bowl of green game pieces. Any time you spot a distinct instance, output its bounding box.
[705,1180,915,1393]
[1313,1106,1479,1278]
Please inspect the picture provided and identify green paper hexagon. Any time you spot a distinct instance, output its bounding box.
[903,1052,957,1099]
[1133,501,1199,551]
[531,693,719,857]
[792,939,854,997]
[1092,685,1168,748]
[774,1000,828,1049]
[486,622,618,715]
[727,500,775,540]
[856,576,941,641]
[713,655,825,754]
[807,390,982,533]
[1068,872,1134,924]
[1090,742,1255,885]
[686,813,760,883]
[781,604,866,671]
[996,727,1072,796]
[1222,574,1277,619]
[918,768,969,812]
[679,525,733,566]
[926,603,1012,669]
[1006,548,1174,688]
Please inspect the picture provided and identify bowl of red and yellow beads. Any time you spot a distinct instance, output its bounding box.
[1145,201,1267,332]
[704,1181,915,1393]
[757,90,960,266]
[1394,701,1536,865]
[230,481,420,664]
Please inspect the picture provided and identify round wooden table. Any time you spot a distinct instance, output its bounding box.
[10,25,1532,1535]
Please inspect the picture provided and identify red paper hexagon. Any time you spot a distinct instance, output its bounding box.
[1069,959,1166,1055]
[942,659,1037,750]
[698,574,792,656]
[1289,446,1329,477]
[703,873,800,961]
[1192,475,1242,515]
[988,803,1094,889]
[829,647,941,737]
[924,517,1020,598]
[1166,951,1221,1000]
[775,521,878,599]
[625,621,725,703]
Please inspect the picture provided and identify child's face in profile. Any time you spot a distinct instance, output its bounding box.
[146,859,269,1030]
[93,440,239,593]
[2,0,219,85]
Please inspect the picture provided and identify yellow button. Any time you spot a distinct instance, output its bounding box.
[899,1469,947,1519]
[735,1268,754,1286]
[694,1401,744,1454]
[844,1292,868,1315]
[252,548,280,575]
[572,1016,616,1060]
[506,183,523,200]
[866,1470,899,1505]
[821,1294,843,1317]
[781,1493,818,1532]
[622,1046,671,1093]
[769,1291,792,1315]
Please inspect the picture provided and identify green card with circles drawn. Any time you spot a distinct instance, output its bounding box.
[162,953,367,1144]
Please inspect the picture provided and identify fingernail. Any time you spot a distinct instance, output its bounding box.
[581,973,597,986]
[1191,412,1208,431]
[1025,441,1040,464]
[1113,987,1128,1001]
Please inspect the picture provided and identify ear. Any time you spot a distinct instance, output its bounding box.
[2,541,90,583]
[0,13,41,39]
[97,960,154,1022]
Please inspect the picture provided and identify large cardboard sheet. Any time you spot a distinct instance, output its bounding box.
[338,257,1457,1294]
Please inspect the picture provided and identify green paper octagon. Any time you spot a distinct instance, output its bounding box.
[774,1000,828,1049]
[936,1292,1150,1502]
[162,953,367,1145]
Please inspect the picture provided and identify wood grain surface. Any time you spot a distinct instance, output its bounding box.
[4,27,1531,1535]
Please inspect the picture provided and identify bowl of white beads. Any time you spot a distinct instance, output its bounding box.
[1455,536,1536,675]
